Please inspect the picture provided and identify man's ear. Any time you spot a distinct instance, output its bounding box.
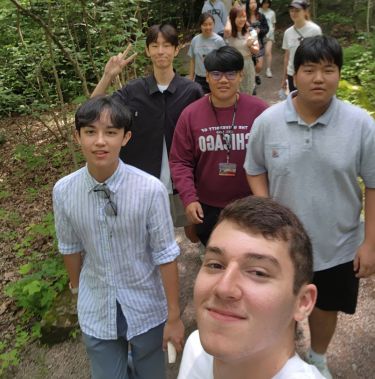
[294,283,317,322]
[174,46,180,57]
[74,130,81,145]
[239,70,244,82]
[122,131,132,147]
[145,46,150,57]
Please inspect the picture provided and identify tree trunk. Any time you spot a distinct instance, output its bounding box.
[367,0,373,33]
[10,0,90,97]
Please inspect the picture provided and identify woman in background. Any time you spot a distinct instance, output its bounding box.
[259,0,276,78]
[246,0,269,85]
[188,12,226,93]
[226,5,259,95]
[281,0,321,92]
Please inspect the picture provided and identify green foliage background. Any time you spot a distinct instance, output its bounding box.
[0,0,373,117]
[0,0,205,117]
[0,0,373,376]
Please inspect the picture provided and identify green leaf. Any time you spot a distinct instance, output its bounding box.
[23,280,42,295]
[19,263,33,275]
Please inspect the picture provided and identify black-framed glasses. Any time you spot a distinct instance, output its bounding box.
[209,71,238,81]
[93,184,118,217]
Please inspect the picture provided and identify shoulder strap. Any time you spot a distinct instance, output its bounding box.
[293,26,304,41]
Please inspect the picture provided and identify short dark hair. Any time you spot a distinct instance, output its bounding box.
[75,96,132,133]
[294,35,343,73]
[229,5,248,37]
[204,46,244,72]
[260,0,272,6]
[214,196,313,294]
[146,24,179,48]
[199,12,215,26]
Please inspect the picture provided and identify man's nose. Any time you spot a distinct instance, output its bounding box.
[218,74,229,83]
[214,265,242,300]
[313,70,324,82]
[95,132,106,145]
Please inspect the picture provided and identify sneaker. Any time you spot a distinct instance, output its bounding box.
[266,68,272,78]
[255,75,261,85]
[306,354,333,379]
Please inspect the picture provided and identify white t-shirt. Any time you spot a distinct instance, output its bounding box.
[282,21,322,75]
[259,8,276,41]
[188,33,226,76]
[202,0,228,35]
[177,330,325,379]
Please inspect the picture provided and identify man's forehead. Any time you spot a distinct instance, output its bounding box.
[154,33,171,44]
[301,60,337,67]
[207,221,289,265]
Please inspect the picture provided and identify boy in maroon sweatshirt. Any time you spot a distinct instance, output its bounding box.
[170,46,267,245]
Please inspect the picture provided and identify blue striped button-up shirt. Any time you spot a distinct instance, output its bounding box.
[53,161,180,340]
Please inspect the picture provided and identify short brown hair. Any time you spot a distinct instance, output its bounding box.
[146,24,179,48]
[215,196,313,294]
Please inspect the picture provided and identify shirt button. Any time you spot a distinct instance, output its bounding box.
[305,139,310,143]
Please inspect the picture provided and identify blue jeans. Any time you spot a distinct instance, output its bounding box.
[83,303,166,379]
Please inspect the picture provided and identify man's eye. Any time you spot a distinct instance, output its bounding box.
[246,269,269,277]
[205,262,224,270]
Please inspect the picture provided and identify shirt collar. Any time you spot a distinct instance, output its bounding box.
[285,91,338,127]
[146,72,179,95]
[84,160,125,194]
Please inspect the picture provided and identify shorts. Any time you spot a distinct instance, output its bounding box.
[253,47,265,59]
[313,261,359,314]
[195,202,223,246]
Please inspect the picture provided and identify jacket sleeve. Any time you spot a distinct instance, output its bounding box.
[169,110,199,208]
[258,14,269,44]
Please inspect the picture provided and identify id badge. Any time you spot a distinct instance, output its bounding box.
[219,162,237,176]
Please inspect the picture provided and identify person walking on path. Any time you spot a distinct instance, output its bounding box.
[245,36,375,379]
[259,0,276,78]
[53,96,184,379]
[170,46,268,246]
[202,0,228,37]
[281,0,321,92]
[91,24,203,240]
[226,4,259,95]
[246,0,269,86]
[188,13,226,94]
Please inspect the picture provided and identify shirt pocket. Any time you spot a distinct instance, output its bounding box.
[265,143,290,176]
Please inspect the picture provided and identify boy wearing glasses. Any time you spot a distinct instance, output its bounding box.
[170,46,268,245]
[53,96,183,379]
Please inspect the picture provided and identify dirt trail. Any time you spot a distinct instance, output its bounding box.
[8,46,375,379]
